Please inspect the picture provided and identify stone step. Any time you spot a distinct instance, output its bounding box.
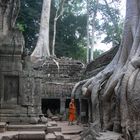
[7,124,47,131]
[0,122,6,132]
[45,133,56,140]
[16,131,45,140]
[0,131,45,140]
[47,126,61,133]
[47,121,57,127]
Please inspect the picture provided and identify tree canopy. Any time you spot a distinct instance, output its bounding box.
[17,0,124,62]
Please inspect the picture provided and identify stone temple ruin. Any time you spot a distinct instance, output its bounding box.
[0,50,86,123]
[0,0,87,121]
[0,0,118,126]
[0,37,117,125]
[0,0,86,124]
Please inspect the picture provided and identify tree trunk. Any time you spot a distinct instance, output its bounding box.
[31,0,51,62]
[73,0,140,139]
[52,0,65,56]
[90,0,99,61]
[86,0,90,63]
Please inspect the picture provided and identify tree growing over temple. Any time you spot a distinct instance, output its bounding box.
[72,0,140,139]
[31,0,51,61]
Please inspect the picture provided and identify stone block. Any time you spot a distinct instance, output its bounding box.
[63,135,71,140]
[48,121,57,126]
[47,126,61,133]
[29,117,38,124]
[18,131,45,140]
[45,133,56,140]
[1,136,13,140]
[51,116,59,121]
[0,122,6,132]
[54,132,63,140]
[7,124,47,131]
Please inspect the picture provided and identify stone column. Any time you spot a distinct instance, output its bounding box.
[60,98,66,114]
[79,98,82,123]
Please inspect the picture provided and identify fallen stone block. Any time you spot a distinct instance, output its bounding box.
[45,133,56,140]
[47,123,52,127]
[63,135,71,140]
[48,121,57,126]
[54,132,63,140]
[51,116,59,121]
[47,126,61,133]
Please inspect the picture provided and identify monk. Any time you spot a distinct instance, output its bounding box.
[68,98,76,125]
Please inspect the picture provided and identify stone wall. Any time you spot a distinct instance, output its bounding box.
[0,54,85,123]
[0,0,86,123]
[84,46,118,78]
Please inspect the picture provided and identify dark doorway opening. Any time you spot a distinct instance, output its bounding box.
[42,98,60,116]
[81,99,89,123]
[4,75,19,104]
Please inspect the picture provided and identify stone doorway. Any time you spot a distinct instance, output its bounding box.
[81,99,89,123]
[41,98,60,117]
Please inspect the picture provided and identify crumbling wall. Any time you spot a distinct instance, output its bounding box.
[84,46,118,78]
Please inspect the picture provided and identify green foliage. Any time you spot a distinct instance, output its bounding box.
[17,0,123,61]
[95,1,124,46]
[50,0,87,62]
[55,11,87,61]
[16,23,25,32]
[17,0,42,54]
[18,0,87,61]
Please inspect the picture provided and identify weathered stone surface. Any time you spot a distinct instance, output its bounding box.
[18,131,45,140]
[48,121,57,127]
[0,0,26,123]
[84,46,118,78]
[54,132,63,140]
[45,133,56,140]
[1,135,13,140]
[47,126,61,133]
[0,0,85,124]
[96,131,121,140]
[7,124,47,131]
[63,135,71,140]
[0,122,6,132]
[51,116,60,121]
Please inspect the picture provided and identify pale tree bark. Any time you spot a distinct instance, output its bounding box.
[52,0,65,56]
[86,0,90,63]
[31,0,51,62]
[87,0,99,62]
[72,0,140,139]
[90,0,99,61]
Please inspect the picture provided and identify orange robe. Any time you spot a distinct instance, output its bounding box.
[69,102,76,122]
